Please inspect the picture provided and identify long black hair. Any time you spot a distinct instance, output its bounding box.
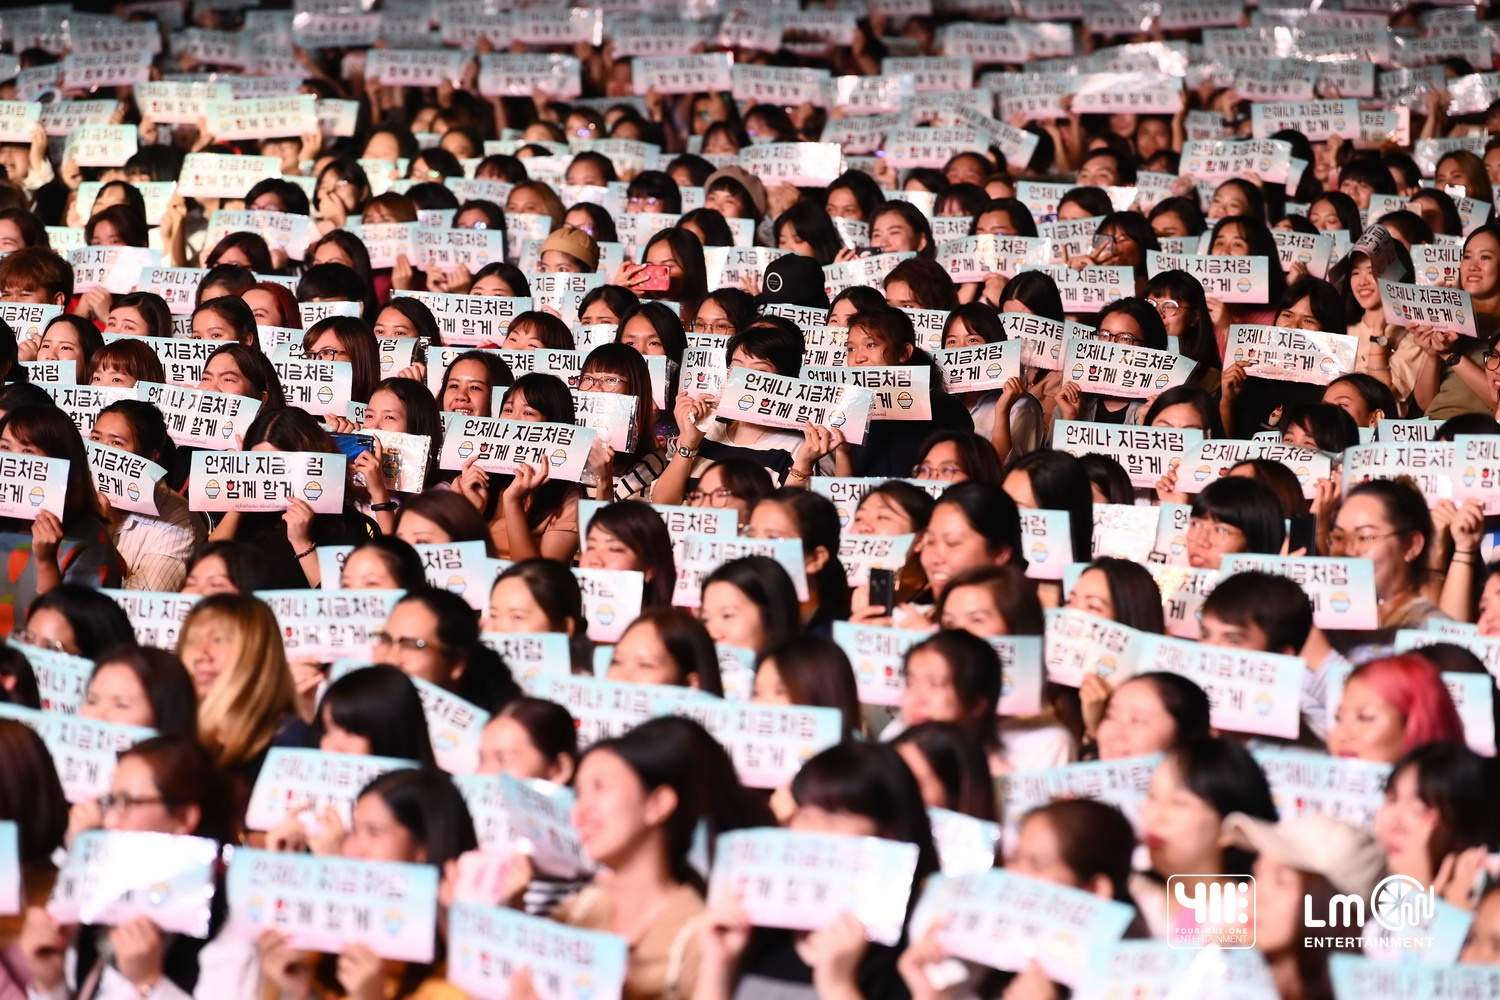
[314,665,437,767]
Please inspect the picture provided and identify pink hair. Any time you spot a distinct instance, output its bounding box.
[1351,654,1465,753]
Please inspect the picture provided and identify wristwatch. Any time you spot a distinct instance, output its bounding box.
[1441,351,1463,368]
[676,444,699,460]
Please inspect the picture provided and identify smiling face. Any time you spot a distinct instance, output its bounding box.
[919,502,1000,597]
[483,577,553,634]
[198,354,259,400]
[1065,568,1114,619]
[700,580,767,652]
[498,387,545,422]
[851,491,915,536]
[106,305,149,337]
[1209,221,1251,256]
[606,620,688,687]
[1463,230,1500,299]
[82,662,154,728]
[441,359,492,416]
[37,324,85,377]
[179,617,237,698]
[1096,678,1178,760]
[872,211,924,254]
[571,749,671,868]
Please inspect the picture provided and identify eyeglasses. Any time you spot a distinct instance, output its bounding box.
[1150,298,1181,316]
[10,630,66,653]
[687,487,738,507]
[913,463,964,480]
[470,221,488,231]
[373,630,446,653]
[1328,529,1400,551]
[690,320,736,335]
[1187,517,1244,542]
[628,196,662,208]
[316,178,351,197]
[1484,351,1500,371]
[579,373,626,391]
[99,792,166,814]
[1095,330,1145,346]
[303,348,348,362]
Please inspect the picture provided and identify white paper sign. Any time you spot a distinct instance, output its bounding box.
[1225,325,1358,385]
[188,451,347,514]
[226,849,437,963]
[48,831,217,937]
[1063,339,1196,400]
[1379,280,1479,337]
[912,869,1135,988]
[85,441,164,516]
[714,368,874,445]
[69,247,162,295]
[1148,252,1271,305]
[709,830,919,946]
[439,416,597,483]
[138,382,262,448]
[1219,555,1379,631]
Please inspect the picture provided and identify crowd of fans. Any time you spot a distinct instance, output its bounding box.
[0,1,1497,998]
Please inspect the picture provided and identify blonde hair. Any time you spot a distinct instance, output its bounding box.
[179,594,295,768]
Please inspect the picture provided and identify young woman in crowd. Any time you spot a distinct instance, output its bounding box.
[89,399,207,591]
[259,769,477,999]
[0,404,124,629]
[177,594,302,794]
[699,556,803,656]
[375,587,522,713]
[607,608,724,694]
[1329,654,1465,763]
[578,499,676,608]
[696,742,939,999]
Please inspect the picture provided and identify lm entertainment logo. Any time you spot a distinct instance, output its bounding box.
[1167,876,1255,948]
[1303,874,1435,949]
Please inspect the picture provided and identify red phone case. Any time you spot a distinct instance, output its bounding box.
[637,265,672,291]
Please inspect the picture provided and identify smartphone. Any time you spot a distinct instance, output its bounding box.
[332,433,375,461]
[869,568,896,612]
[636,264,672,291]
[1288,512,1317,555]
[850,246,880,258]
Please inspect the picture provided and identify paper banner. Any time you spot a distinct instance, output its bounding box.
[226,849,437,963]
[709,829,919,946]
[188,451,347,514]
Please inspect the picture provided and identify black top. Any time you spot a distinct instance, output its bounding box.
[851,390,973,479]
[732,928,911,1000]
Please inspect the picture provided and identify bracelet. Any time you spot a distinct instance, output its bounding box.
[369,501,398,512]
[1454,555,1475,565]
[294,545,317,560]
[787,468,810,482]
[1366,365,1391,372]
